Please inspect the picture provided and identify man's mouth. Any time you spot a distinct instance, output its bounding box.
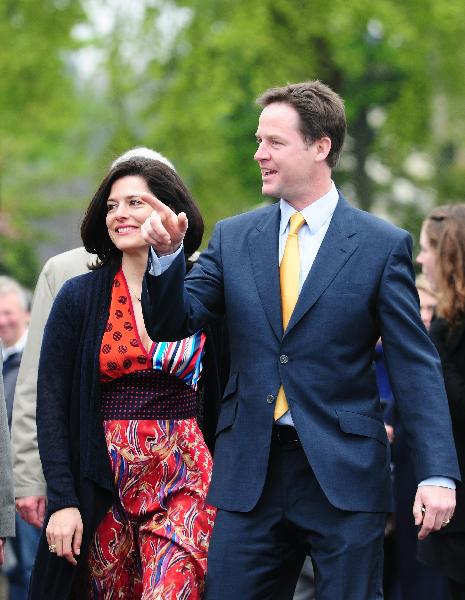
[262,169,277,177]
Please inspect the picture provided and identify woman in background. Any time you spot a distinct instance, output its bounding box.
[31,155,222,599]
[417,204,465,599]
[416,273,437,331]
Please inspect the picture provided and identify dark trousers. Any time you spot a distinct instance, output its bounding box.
[206,430,386,600]
[6,515,41,600]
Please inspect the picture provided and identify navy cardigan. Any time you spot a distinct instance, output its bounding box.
[30,262,225,599]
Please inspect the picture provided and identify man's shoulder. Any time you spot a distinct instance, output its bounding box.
[340,198,409,242]
[217,202,277,229]
[41,247,95,295]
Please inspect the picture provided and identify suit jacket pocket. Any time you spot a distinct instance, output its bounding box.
[328,281,370,295]
[336,409,388,447]
[215,372,238,435]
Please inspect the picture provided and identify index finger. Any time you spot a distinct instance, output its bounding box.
[139,192,172,216]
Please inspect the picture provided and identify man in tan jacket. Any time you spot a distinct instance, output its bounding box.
[12,247,92,526]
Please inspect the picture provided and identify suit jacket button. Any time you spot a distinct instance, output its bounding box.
[279,354,289,364]
[266,394,275,404]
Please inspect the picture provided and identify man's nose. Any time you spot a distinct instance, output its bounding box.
[254,142,269,161]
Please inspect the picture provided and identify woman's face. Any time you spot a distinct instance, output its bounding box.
[416,224,438,290]
[106,176,155,254]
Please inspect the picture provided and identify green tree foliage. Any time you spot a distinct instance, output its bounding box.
[2,0,465,285]
[143,0,465,238]
[0,0,86,286]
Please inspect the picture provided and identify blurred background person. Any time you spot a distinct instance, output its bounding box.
[0,276,40,600]
[0,277,30,430]
[417,204,465,599]
[417,273,437,331]
[390,274,447,600]
[0,354,15,569]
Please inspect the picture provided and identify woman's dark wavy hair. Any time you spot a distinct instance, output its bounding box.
[81,157,204,269]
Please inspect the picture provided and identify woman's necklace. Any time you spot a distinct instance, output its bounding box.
[128,286,141,302]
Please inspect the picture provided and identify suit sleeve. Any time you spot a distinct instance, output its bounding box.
[37,283,81,513]
[0,359,15,537]
[143,223,225,341]
[11,262,56,498]
[377,232,460,483]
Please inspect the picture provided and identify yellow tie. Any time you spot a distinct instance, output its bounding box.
[274,212,306,420]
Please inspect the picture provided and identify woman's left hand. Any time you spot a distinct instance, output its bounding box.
[0,538,5,566]
[46,507,83,565]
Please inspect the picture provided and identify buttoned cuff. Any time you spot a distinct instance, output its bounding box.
[148,245,183,276]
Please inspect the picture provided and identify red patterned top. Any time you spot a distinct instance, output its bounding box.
[99,268,206,384]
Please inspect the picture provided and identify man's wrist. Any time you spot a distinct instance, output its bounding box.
[418,476,456,490]
[149,245,183,276]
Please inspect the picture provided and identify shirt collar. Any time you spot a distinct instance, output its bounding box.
[1,329,28,362]
[279,181,339,235]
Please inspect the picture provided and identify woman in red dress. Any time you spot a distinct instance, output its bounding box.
[31,155,222,599]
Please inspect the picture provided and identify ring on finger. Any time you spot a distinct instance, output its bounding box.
[49,544,57,553]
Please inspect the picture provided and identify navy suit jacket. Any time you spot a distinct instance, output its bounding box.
[143,195,460,513]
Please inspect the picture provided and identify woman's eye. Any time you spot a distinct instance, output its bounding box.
[130,198,142,206]
[107,204,116,212]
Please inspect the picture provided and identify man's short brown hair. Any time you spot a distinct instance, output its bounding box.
[256,80,346,168]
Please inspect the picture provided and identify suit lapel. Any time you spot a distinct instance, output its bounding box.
[248,204,283,340]
[286,196,359,334]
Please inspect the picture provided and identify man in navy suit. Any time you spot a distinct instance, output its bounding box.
[140,81,459,599]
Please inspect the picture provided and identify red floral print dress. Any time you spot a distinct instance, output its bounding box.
[87,268,216,599]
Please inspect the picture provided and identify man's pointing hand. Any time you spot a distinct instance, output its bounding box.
[140,192,188,255]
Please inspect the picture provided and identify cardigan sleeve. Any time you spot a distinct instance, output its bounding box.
[37,281,83,514]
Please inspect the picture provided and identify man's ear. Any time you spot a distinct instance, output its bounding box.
[314,137,332,163]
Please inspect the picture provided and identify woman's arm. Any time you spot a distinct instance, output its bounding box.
[37,281,87,564]
[37,282,82,512]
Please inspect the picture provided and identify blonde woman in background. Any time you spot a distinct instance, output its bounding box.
[417,204,465,599]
